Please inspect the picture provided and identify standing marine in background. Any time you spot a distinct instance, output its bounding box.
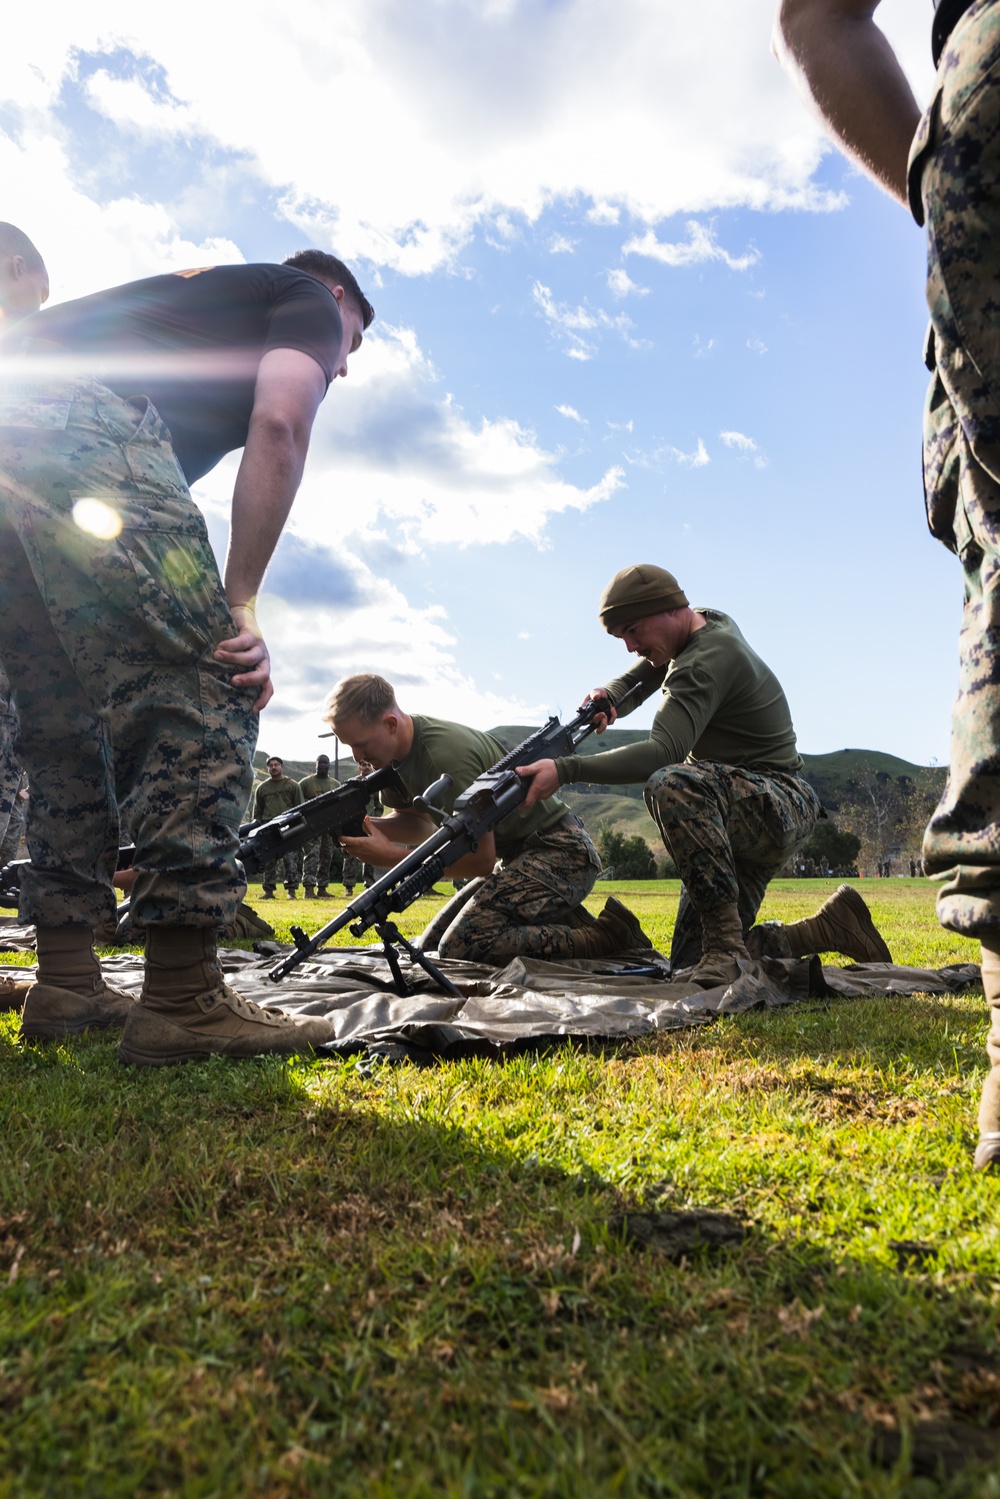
[774,0,1000,1168]
[298,753,338,897]
[253,756,303,899]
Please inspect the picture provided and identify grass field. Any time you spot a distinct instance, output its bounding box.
[2,879,999,1497]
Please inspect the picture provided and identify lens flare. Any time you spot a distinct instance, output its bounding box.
[72,498,123,540]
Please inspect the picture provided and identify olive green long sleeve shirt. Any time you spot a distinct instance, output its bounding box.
[555,610,803,787]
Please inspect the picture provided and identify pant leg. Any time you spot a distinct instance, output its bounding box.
[643,761,820,966]
[0,798,25,866]
[303,838,320,885]
[669,862,778,970]
[909,5,1000,935]
[438,821,601,964]
[262,861,278,891]
[280,851,299,890]
[0,669,19,849]
[342,853,362,887]
[0,379,257,929]
[317,833,334,885]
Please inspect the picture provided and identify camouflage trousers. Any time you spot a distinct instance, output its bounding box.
[262,852,301,893]
[643,760,821,969]
[0,668,19,848]
[302,835,335,888]
[0,378,257,930]
[0,799,24,867]
[341,852,363,888]
[427,817,602,964]
[909,1,1000,935]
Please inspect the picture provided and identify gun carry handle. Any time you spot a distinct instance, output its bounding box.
[413,774,453,824]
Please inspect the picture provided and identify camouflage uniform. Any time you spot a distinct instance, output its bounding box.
[253,775,302,894]
[910,1,1000,935]
[0,379,257,931]
[644,761,822,970]
[0,777,26,867]
[341,851,363,890]
[435,817,603,964]
[298,770,338,889]
[0,667,20,853]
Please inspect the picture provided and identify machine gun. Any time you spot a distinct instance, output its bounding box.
[237,763,406,879]
[0,764,406,905]
[267,688,639,995]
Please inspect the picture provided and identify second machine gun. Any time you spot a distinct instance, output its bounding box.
[0,763,407,906]
[267,688,640,995]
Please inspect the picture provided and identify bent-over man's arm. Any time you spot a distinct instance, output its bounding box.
[214,346,329,710]
[773,0,922,206]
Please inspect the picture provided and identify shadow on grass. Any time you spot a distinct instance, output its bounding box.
[0,1029,999,1497]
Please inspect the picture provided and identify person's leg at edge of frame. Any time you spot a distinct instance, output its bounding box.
[0,380,331,1062]
[914,4,1000,1168]
[0,513,135,1040]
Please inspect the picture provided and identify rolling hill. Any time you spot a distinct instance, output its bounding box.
[252,735,945,847]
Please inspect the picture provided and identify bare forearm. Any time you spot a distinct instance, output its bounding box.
[774,0,921,205]
[224,420,307,604]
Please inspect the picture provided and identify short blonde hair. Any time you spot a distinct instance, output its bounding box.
[324,673,398,727]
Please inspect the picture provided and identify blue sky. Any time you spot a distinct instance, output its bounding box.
[2,0,949,764]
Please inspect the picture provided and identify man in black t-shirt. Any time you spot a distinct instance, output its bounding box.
[0,248,373,1064]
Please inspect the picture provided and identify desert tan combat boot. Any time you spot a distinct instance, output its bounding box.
[689,902,751,988]
[569,897,654,958]
[0,969,32,1013]
[118,925,332,1067]
[21,924,136,1039]
[779,885,892,963]
[974,942,1000,1171]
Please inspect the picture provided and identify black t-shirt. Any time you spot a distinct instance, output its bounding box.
[20,264,343,483]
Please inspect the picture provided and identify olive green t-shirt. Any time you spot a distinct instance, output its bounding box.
[381,714,568,860]
[253,775,303,820]
[298,772,340,801]
[555,610,803,787]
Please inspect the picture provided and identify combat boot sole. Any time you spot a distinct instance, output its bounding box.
[0,970,32,1013]
[119,984,332,1067]
[21,981,136,1039]
[974,1132,1000,1171]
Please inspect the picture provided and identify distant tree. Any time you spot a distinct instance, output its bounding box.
[838,769,909,873]
[597,825,657,880]
[798,819,861,870]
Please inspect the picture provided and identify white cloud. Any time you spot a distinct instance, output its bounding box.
[286,324,625,548]
[556,404,587,424]
[0,129,243,305]
[720,429,768,469]
[747,337,768,356]
[606,268,649,298]
[549,234,576,254]
[532,279,643,359]
[694,335,716,358]
[665,439,710,469]
[0,0,934,280]
[623,221,760,272]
